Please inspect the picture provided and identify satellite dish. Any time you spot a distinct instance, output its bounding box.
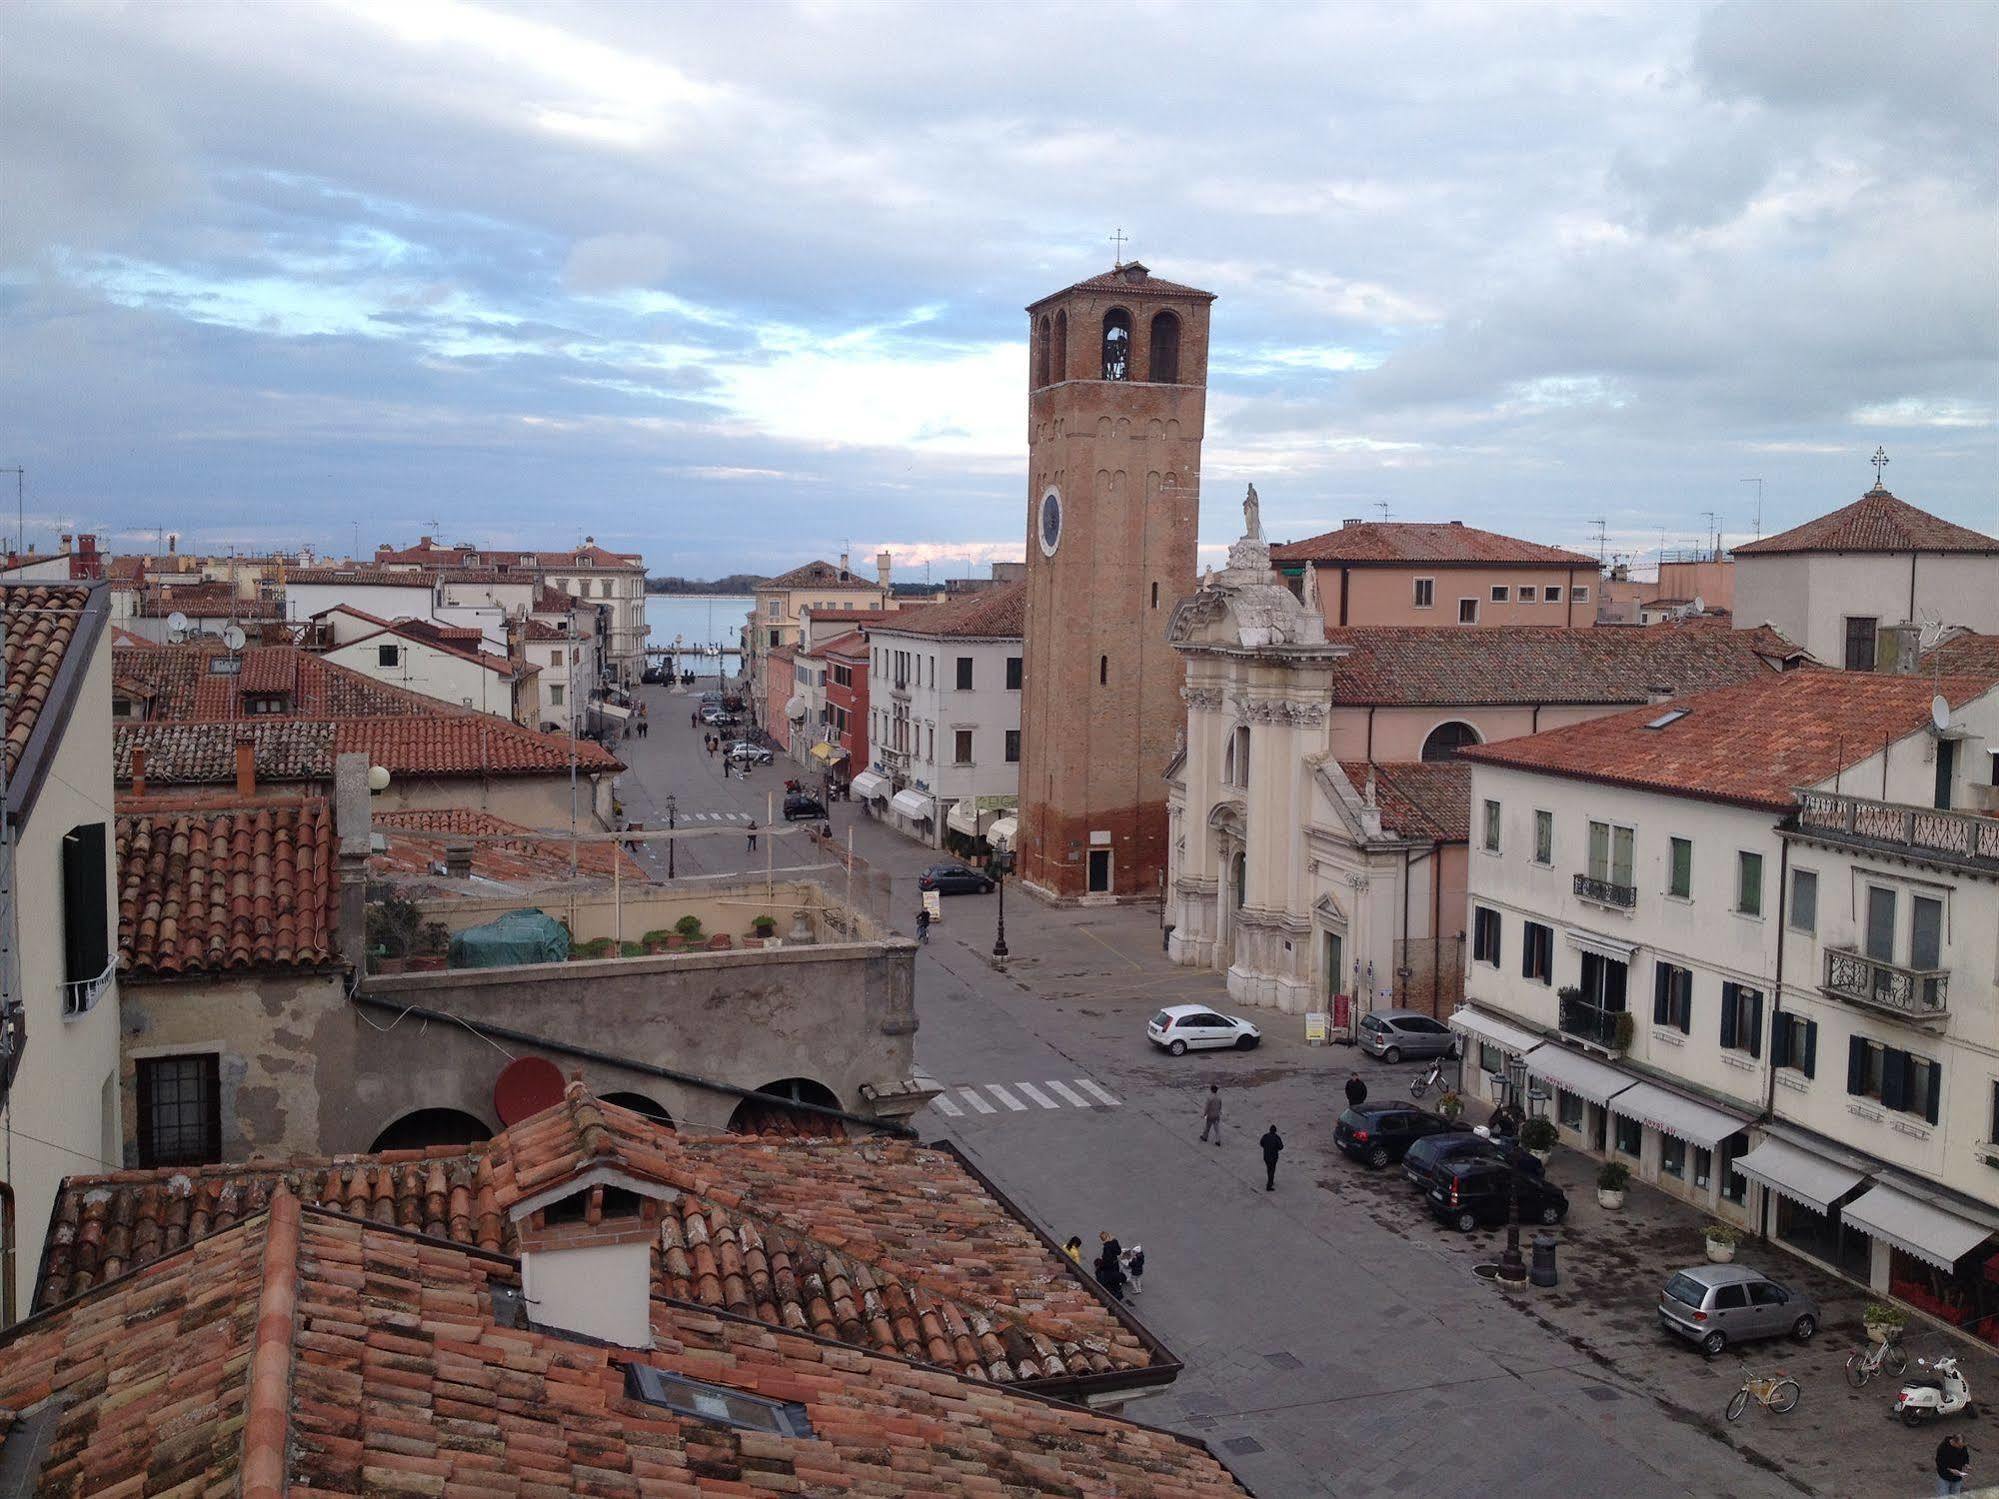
[1932,695,1951,734]
[166,611,189,633]
[221,624,247,651]
[1692,595,1706,614]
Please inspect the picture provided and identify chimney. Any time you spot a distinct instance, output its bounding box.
[1877,623,1921,675]
[130,745,148,798]
[507,1079,675,1348]
[876,549,891,589]
[1342,517,1364,527]
[838,550,850,579]
[443,839,475,878]
[1645,684,1675,704]
[235,735,256,797]
[333,753,371,970]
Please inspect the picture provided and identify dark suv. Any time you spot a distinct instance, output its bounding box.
[1425,1159,1569,1232]
[1402,1130,1543,1194]
[1334,1102,1466,1169]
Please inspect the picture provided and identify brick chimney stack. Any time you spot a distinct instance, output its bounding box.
[876,550,892,589]
[130,745,148,798]
[333,752,371,972]
[234,735,256,797]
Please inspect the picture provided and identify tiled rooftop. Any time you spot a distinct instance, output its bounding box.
[114,640,451,720]
[1338,760,1472,841]
[2,583,93,783]
[114,713,618,786]
[4,1191,1240,1496]
[34,1091,1159,1391]
[1462,668,1999,811]
[116,798,342,978]
[1274,520,1596,568]
[372,806,642,882]
[1028,262,1216,307]
[1926,630,1999,677]
[1732,486,1999,556]
[1317,623,1801,706]
[868,579,1025,639]
[762,559,884,591]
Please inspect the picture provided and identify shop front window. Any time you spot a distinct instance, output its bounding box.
[1558,1089,1583,1130]
[1660,1136,1686,1179]
[1693,1146,1713,1191]
[1614,1115,1643,1157]
[1720,1133,1748,1204]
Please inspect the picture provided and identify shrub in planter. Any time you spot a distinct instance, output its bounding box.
[1863,1302,1908,1343]
[1518,1117,1560,1158]
[1437,1090,1463,1119]
[1702,1223,1742,1262]
[620,941,644,957]
[1596,1160,1630,1209]
[752,914,777,938]
[1612,1011,1636,1053]
[673,914,705,944]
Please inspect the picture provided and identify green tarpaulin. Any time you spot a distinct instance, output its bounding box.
[448,908,569,969]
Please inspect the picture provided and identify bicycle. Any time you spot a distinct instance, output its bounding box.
[1410,1056,1447,1099]
[1844,1330,1908,1388]
[1726,1368,1800,1422]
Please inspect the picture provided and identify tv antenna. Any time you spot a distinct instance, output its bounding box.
[1700,510,1720,557]
[1374,501,1391,523]
[1588,518,1608,566]
[0,467,20,556]
[1740,478,1763,538]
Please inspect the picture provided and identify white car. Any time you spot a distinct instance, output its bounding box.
[1147,1004,1262,1056]
[726,741,774,765]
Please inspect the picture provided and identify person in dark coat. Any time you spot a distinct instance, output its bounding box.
[1095,1231,1126,1298]
[1344,1073,1367,1109]
[1937,1433,1971,1495]
[1260,1125,1284,1190]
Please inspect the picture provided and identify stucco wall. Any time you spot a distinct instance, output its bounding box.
[375,769,613,830]
[1324,564,1595,628]
[1735,551,1999,664]
[326,637,514,719]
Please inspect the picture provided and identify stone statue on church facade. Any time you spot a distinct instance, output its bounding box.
[1243,483,1263,542]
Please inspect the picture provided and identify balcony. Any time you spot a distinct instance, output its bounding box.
[1823,948,1949,1025]
[1791,790,1999,874]
[1558,994,1624,1049]
[1573,872,1637,910]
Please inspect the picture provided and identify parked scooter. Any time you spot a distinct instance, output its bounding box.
[1892,1355,1976,1426]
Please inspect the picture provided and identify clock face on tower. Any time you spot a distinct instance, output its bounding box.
[1038,487,1062,556]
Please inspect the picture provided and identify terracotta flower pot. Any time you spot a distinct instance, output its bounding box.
[407,954,446,973]
[375,956,407,975]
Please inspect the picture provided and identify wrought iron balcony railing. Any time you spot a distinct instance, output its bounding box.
[1823,948,1949,1022]
[61,959,116,1020]
[1793,790,1999,870]
[1574,872,1638,909]
[1558,994,1623,1049]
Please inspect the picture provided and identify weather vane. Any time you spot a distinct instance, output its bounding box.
[1109,227,1128,266]
[1871,446,1889,487]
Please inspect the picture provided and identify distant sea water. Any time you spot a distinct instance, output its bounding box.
[644,594,754,653]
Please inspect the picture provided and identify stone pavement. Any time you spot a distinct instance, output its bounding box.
[614,686,1984,1497]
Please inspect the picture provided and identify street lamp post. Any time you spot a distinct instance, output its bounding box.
[991,847,1012,967]
[1497,1080,1544,1285]
[665,794,677,880]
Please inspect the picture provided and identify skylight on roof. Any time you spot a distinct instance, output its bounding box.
[624,1366,815,1439]
[1644,708,1690,729]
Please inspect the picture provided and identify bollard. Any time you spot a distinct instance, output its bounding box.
[1531,1233,1559,1288]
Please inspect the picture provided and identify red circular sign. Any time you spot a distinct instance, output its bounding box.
[494,1056,566,1126]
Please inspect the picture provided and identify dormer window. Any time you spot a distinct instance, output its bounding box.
[243,691,290,715]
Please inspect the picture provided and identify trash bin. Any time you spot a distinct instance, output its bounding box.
[1531,1234,1559,1288]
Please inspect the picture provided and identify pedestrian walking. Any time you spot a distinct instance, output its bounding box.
[746,820,758,852]
[916,907,931,945]
[1937,1434,1970,1496]
[1344,1072,1367,1109]
[1121,1244,1145,1295]
[1200,1084,1223,1144]
[1063,1236,1083,1266]
[692,709,699,729]
[1259,1124,1284,1190]
[1095,1232,1126,1299]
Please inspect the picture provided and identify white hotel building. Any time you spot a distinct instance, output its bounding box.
[1455,664,1999,1332]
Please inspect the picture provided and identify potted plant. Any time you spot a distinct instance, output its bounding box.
[1437,1090,1464,1121]
[1701,1223,1742,1263]
[674,914,704,946]
[751,914,777,941]
[1519,1116,1560,1164]
[1596,1160,1631,1210]
[1612,1011,1636,1054]
[406,921,452,972]
[640,928,674,955]
[1863,1302,1908,1345]
[365,892,423,974]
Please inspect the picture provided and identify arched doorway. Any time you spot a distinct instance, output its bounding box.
[1208,800,1247,971]
[370,1108,492,1153]
[728,1078,843,1137]
[601,1091,673,1129]
[1422,720,1482,762]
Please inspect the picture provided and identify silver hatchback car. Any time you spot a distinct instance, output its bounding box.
[1357,1009,1457,1064]
[1658,1265,1820,1357]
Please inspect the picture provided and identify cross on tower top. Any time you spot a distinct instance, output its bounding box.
[1109,227,1128,266]
[1871,446,1890,489]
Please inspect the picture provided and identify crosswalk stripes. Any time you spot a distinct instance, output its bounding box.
[685,810,751,823]
[927,1078,1121,1119]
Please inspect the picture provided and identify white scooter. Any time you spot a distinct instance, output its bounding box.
[1892,1355,1976,1426]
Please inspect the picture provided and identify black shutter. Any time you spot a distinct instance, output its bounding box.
[1747,992,1763,1060]
[1653,964,1669,1026]
[1926,1061,1942,1126]
[1882,1048,1907,1111]
[1770,1015,1789,1069]
[1720,984,1738,1049]
[1847,1036,1865,1095]
[61,822,109,986]
[1803,1021,1818,1079]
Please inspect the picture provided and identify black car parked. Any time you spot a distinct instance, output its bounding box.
[1425,1158,1569,1232]
[1333,1102,1467,1169]
[919,862,995,895]
[782,793,828,821]
[1402,1130,1544,1194]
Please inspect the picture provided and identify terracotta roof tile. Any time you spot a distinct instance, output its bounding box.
[1,583,92,783]
[761,560,884,591]
[1732,486,1999,556]
[1317,624,1799,706]
[116,718,334,784]
[116,798,342,977]
[1926,630,1999,677]
[114,639,454,720]
[334,715,620,774]
[1462,668,1999,810]
[1273,521,1596,568]
[1027,262,1216,307]
[371,807,642,881]
[868,580,1025,639]
[1337,761,1471,841]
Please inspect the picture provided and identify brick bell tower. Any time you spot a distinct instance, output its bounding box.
[1016,261,1214,902]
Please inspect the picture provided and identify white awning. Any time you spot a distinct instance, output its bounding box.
[1566,929,1636,963]
[1732,1138,1866,1216]
[785,694,807,721]
[1841,1184,1996,1271]
[1524,1044,1635,1107]
[595,700,631,720]
[891,789,933,820]
[1448,1007,1543,1058]
[1610,1081,1752,1149]
[988,815,1018,851]
[946,799,983,837]
[850,770,889,800]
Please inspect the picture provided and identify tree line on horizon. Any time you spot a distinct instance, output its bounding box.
[644,574,768,594]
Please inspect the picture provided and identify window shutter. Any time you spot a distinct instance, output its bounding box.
[1882,1048,1907,1111]
[1653,965,1669,1026]
[1747,992,1763,1060]
[1847,1036,1865,1094]
[1803,1021,1818,1078]
[61,823,109,986]
[1770,1016,1789,1069]
[1719,984,1738,1048]
[1926,1062,1942,1126]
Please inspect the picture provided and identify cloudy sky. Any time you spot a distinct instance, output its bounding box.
[3,0,1994,577]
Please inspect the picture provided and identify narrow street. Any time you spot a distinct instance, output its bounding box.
[613,683,1986,1499]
